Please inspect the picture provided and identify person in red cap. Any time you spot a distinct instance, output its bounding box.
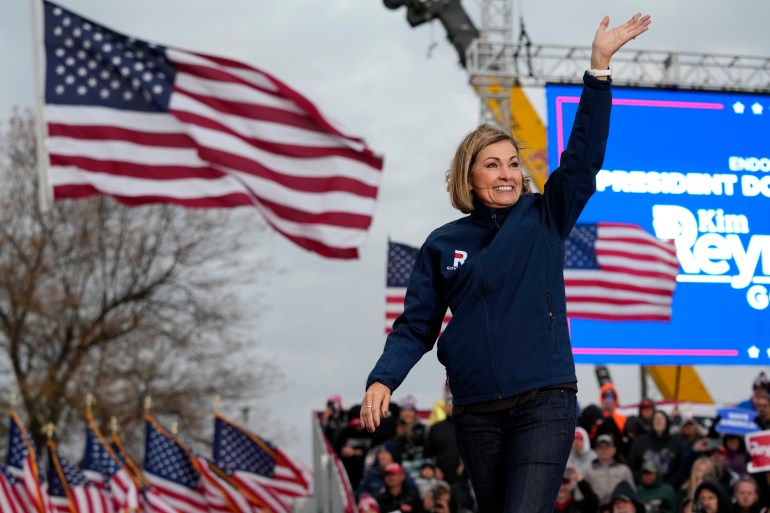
[624,398,655,444]
[567,427,597,474]
[377,463,423,513]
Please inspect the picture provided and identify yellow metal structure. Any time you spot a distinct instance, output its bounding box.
[644,366,714,403]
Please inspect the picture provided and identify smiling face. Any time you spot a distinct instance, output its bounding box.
[469,140,523,209]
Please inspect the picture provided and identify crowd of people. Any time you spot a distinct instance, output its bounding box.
[322,371,770,513]
[323,388,471,513]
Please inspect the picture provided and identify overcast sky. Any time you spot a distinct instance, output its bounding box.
[2,0,770,464]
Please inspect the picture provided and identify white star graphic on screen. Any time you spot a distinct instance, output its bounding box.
[751,102,764,115]
[748,345,760,359]
[766,347,770,358]
[733,101,746,114]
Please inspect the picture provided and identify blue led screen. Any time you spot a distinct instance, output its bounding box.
[546,84,770,365]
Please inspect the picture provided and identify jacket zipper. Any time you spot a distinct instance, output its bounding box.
[546,290,556,351]
[479,262,504,399]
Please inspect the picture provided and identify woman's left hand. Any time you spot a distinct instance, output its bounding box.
[361,381,391,433]
[591,12,651,70]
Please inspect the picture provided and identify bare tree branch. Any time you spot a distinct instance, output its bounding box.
[0,109,284,454]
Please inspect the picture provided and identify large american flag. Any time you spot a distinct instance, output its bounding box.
[82,415,140,512]
[41,0,383,259]
[564,223,678,321]
[6,413,45,513]
[212,414,311,513]
[143,418,208,513]
[45,441,113,513]
[385,223,678,330]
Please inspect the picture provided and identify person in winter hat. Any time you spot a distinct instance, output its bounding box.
[568,427,597,473]
[637,458,677,513]
[607,480,645,513]
[737,371,770,411]
[692,479,731,513]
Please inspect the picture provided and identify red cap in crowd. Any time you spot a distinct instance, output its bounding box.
[640,398,654,408]
[383,463,404,476]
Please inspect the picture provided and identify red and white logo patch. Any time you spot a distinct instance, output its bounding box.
[453,250,468,267]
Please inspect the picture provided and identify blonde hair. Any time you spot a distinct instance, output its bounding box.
[682,456,716,494]
[445,124,532,214]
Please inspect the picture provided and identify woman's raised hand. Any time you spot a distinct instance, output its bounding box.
[591,12,651,70]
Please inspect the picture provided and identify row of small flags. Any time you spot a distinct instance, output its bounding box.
[1,410,312,513]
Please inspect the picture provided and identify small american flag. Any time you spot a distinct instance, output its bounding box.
[143,417,208,513]
[385,241,451,335]
[6,413,45,513]
[212,414,311,513]
[564,223,678,321]
[144,416,255,513]
[82,415,140,512]
[41,0,383,259]
[142,489,180,513]
[109,435,178,513]
[45,441,113,513]
[0,464,27,513]
[193,456,256,513]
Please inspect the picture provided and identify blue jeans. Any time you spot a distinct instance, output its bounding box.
[453,389,576,513]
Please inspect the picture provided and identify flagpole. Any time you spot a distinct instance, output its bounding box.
[29,0,52,212]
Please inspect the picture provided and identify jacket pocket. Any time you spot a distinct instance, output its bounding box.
[546,290,556,353]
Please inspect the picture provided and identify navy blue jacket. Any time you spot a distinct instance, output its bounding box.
[367,73,611,406]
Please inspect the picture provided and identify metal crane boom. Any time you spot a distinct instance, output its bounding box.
[385,1,770,92]
[467,40,770,93]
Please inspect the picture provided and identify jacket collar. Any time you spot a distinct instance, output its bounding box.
[470,196,514,226]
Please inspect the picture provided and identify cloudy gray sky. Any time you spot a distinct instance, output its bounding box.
[2,0,770,464]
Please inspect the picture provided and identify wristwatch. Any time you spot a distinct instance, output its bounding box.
[587,67,612,78]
